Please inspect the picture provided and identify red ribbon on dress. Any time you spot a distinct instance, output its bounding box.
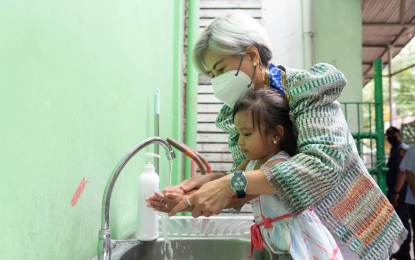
[249,224,264,258]
[263,217,274,229]
[249,215,290,258]
[248,206,314,258]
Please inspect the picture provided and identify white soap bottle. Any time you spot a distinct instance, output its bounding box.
[137,153,161,241]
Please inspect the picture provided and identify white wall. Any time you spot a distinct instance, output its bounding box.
[261,0,306,70]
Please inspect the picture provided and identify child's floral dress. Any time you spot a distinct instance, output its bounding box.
[247,151,344,260]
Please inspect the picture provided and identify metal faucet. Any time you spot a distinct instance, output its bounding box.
[97,137,176,260]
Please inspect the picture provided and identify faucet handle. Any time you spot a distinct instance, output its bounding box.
[111,239,141,250]
[97,229,141,260]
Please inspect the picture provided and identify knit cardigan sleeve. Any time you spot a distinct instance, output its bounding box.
[262,63,348,215]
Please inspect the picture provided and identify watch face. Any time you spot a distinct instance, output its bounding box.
[231,174,248,191]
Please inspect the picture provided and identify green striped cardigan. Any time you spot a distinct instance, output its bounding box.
[215,63,407,260]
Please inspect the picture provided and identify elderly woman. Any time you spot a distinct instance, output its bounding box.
[147,11,406,260]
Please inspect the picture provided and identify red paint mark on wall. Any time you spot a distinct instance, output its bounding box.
[71,177,90,207]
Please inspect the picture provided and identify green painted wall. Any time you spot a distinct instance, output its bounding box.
[0,1,183,259]
[313,0,362,132]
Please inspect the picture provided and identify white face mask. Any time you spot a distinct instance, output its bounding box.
[211,69,254,108]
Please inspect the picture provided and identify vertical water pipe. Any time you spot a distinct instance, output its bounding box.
[172,0,185,187]
[301,0,315,69]
[154,88,160,174]
[374,59,386,194]
[185,0,200,181]
[309,0,315,66]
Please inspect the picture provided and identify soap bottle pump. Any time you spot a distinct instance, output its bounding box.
[137,153,161,241]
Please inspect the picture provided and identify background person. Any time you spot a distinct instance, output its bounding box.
[400,143,415,260]
[386,127,411,260]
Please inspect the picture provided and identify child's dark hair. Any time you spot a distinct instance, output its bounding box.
[232,89,298,156]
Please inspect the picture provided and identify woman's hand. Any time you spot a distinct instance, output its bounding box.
[158,173,224,196]
[169,175,235,217]
[161,185,185,196]
[178,173,225,192]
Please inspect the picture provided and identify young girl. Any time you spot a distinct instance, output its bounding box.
[231,89,343,260]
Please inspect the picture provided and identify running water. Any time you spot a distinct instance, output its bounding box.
[160,203,173,258]
[168,159,173,187]
[160,205,169,241]
[160,160,174,258]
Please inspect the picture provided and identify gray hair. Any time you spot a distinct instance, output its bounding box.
[192,11,273,77]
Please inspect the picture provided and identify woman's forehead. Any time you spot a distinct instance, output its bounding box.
[202,50,227,68]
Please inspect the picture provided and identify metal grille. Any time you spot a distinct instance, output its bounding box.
[342,101,388,193]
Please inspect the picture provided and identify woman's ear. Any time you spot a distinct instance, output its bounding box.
[245,46,260,64]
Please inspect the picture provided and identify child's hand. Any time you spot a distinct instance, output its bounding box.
[146,191,185,213]
[145,186,184,208]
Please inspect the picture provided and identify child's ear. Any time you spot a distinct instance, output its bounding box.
[273,126,284,141]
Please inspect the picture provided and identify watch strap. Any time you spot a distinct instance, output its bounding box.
[236,190,246,199]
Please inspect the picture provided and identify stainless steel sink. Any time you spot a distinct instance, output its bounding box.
[114,237,291,260]
[94,216,292,260]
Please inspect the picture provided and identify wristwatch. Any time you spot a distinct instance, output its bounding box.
[230,170,248,199]
[393,190,400,194]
